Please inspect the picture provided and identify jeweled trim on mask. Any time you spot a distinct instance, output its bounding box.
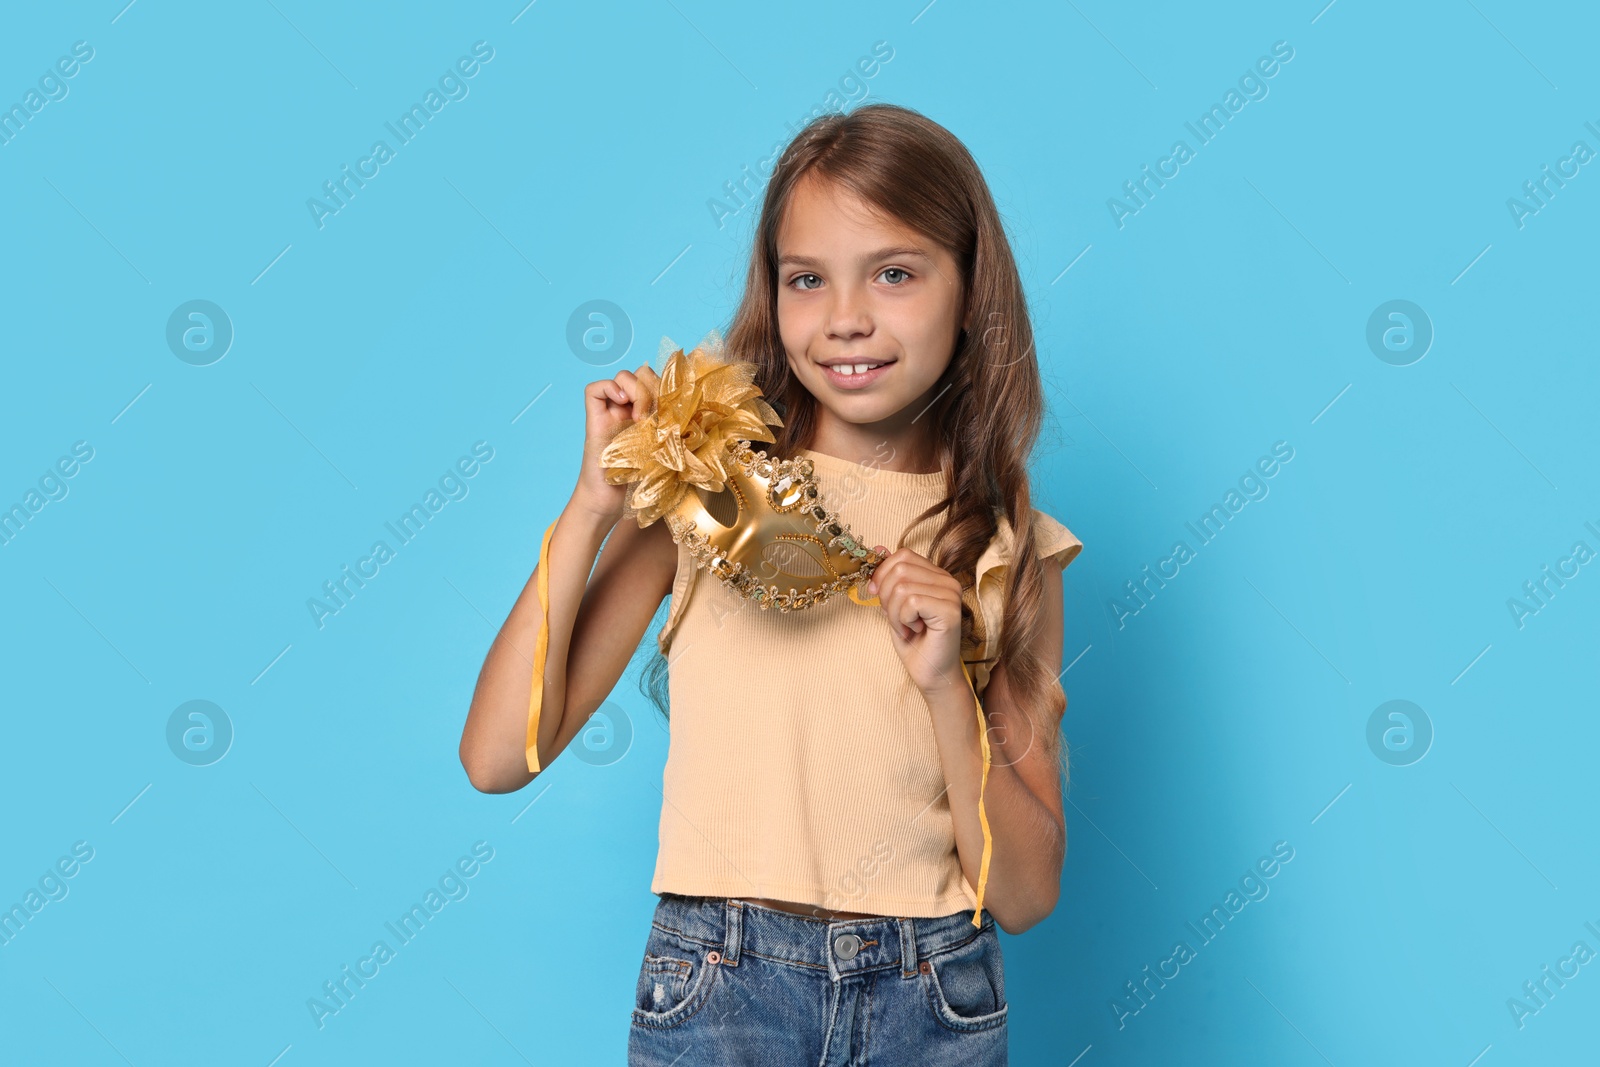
[665,437,885,612]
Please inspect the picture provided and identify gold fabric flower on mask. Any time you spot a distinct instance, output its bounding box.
[599,331,784,527]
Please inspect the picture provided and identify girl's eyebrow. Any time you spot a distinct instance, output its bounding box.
[777,245,932,269]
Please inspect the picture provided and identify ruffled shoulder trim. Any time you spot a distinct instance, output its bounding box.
[658,537,698,655]
[964,507,1083,698]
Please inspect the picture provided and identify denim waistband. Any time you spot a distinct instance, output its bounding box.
[649,892,994,981]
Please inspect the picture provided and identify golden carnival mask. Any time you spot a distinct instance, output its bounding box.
[597,331,887,611]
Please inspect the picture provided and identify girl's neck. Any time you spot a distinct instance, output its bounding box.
[803,421,942,475]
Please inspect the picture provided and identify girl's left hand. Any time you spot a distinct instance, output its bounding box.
[865,546,965,695]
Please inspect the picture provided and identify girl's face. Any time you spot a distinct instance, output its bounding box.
[775,174,966,440]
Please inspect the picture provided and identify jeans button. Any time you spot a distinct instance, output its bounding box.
[833,933,861,960]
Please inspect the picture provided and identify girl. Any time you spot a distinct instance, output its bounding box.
[458,103,1082,1065]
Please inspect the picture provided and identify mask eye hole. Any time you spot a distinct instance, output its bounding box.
[696,485,740,528]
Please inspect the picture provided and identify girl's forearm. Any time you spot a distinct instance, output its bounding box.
[924,679,1064,934]
[459,496,617,793]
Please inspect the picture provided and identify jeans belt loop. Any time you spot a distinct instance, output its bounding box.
[898,917,918,979]
[721,899,743,967]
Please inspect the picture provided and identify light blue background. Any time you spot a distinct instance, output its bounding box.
[2,1,1596,1063]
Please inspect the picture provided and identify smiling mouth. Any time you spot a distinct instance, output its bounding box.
[817,360,894,389]
[825,361,892,376]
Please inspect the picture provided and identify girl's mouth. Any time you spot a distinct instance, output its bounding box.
[819,360,894,390]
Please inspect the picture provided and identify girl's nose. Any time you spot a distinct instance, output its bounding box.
[825,288,873,339]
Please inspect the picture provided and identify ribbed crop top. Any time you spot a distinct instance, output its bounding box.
[648,446,1083,919]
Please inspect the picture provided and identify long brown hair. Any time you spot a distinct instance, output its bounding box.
[640,102,1068,778]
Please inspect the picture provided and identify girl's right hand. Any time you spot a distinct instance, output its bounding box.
[572,363,662,524]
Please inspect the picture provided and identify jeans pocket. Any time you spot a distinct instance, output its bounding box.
[921,925,1009,1033]
[631,927,721,1030]
[638,955,692,1011]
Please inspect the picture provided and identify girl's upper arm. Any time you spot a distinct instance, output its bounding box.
[546,515,679,757]
[983,557,1067,831]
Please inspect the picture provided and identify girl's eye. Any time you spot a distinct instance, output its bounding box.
[791,273,822,290]
[880,267,910,284]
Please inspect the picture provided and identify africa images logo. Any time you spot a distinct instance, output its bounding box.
[1106,41,1295,229]
[306,41,495,229]
[307,842,495,1029]
[1112,841,1295,1030]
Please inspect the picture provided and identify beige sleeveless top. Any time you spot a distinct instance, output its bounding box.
[649,446,1082,917]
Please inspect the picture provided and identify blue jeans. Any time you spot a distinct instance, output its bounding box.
[627,892,1009,1065]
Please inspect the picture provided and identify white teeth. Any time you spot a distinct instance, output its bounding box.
[834,363,882,376]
